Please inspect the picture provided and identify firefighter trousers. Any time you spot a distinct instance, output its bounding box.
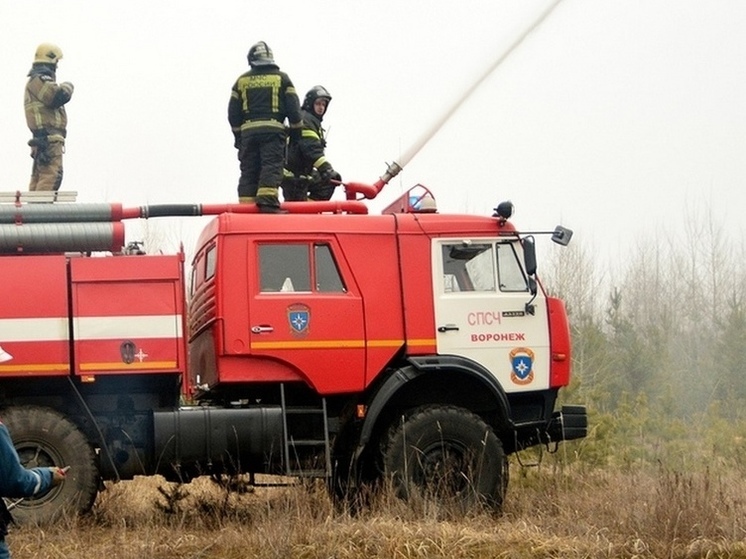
[281,176,334,202]
[28,139,64,192]
[237,131,285,210]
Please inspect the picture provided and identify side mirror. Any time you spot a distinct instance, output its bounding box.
[551,225,573,246]
[525,277,537,315]
[527,276,537,297]
[523,236,537,276]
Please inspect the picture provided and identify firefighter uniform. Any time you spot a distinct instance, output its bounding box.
[228,41,302,213]
[282,85,341,202]
[24,43,74,192]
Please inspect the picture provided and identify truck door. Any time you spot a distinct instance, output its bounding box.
[432,239,550,392]
[248,240,365,394]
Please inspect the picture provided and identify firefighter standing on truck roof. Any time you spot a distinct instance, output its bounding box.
[282,85,341,202]
[228,41,303,213]
[24,43,74,192]
[0,418,66,559]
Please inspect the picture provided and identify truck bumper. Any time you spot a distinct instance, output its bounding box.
[546,404,588,442]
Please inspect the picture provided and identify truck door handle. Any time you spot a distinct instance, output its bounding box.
[437,324,460,333]
[251,325,274,334]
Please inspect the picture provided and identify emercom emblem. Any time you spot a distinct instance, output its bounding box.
[287,303,310,336]
[509,347,535,385]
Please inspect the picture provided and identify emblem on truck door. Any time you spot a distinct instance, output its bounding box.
[509,347,535,385]
[287,303,310,336]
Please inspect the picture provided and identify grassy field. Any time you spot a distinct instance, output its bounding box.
[8,460,746,559]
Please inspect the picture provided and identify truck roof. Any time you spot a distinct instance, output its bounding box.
[196,211,519,249]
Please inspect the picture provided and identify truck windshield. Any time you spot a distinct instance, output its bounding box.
[442,243,495,292]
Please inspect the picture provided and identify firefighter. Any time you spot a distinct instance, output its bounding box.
[228,41,303,213]
[0,419,66,558]
[281,85,341,202]
[24,43,74,192]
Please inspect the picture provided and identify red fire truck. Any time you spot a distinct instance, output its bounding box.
[0,183,586,522]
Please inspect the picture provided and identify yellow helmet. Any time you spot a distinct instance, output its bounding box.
[34,43,63,65]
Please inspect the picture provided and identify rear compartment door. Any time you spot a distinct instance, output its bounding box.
[432,239,550,392]
[70,255,186,377]
[0,255,71,376]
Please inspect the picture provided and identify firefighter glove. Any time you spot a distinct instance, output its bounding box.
[29,136,52,165]
[319,165,337,184]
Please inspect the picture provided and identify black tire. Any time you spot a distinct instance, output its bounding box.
[2,406,99,524]
[383,405,505,511]
[329,419,367,511]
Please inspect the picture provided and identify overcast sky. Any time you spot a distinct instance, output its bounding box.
[1,0,744,267]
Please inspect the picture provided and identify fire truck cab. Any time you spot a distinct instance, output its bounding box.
[186,188,585,502]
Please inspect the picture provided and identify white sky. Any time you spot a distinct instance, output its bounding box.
[1,0,745,266]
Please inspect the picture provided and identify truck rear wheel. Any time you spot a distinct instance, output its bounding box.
[383,405,505,511]
[2,406,99,524]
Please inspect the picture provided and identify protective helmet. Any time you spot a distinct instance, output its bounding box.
[34,43,63,65]
[302,85,332,112]
[247,41,275,67]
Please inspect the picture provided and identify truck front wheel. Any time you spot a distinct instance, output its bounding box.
[2,406,99,524]
[383,405,505,511]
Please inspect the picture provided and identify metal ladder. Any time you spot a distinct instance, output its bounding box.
[280,384,331,478]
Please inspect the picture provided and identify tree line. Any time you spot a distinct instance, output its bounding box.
[543,210,746,469]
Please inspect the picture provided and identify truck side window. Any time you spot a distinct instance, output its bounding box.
[315,244,346,293]
[259,244,311,292]
[496,242,529,292]
[442,243,495,292]
[190,265,197,297]
[205,245,217,281]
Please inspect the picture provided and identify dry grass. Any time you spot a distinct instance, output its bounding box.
[8,463,746,559]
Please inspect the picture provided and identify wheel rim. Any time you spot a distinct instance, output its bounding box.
[13,438,64,508]
[412,439,475,498]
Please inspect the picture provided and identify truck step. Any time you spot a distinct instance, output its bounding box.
[288,438,328,447]
[280,384,332,479]
[284,407,326,415]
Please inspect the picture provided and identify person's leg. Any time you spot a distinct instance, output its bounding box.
[0,537,11,559]
[281,176,308,202]
[237,136,260,203]
[33,140,64,192]
[308,179,335,201]
[255,133,286,212]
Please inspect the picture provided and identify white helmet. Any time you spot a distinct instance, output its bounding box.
[34,43,63,65]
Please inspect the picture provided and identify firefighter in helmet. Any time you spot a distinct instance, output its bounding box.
[228,41,303,213]
[282,85,341,202]
[24,43,74,192]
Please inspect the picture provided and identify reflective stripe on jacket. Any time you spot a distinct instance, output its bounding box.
[0,422,52,499]
[285,109,332,177]
[24,66,73,137]
[228,66,302,136]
